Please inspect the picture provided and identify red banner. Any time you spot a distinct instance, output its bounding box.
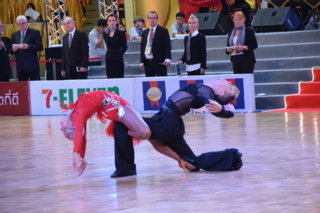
[0,82,31,115]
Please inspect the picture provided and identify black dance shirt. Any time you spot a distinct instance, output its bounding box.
[165,83,234,118]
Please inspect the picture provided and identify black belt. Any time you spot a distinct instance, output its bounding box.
[160,105,181,117]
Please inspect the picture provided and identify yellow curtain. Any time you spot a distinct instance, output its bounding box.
[0,0,86,29]
[0,0,87,58]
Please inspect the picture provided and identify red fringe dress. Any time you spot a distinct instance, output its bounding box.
[65,90,129,158]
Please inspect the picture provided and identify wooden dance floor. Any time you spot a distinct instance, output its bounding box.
[0,112,319,212]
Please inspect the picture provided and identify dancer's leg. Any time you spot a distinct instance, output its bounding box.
[111,122,136,178]
[118,105,151,140]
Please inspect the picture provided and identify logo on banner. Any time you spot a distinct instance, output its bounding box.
[143,81,166,110]
[41,87,119,109]
[227,78,244,109]
[179,79,203,88]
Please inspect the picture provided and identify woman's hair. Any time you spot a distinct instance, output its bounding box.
[106,14,117,21]
[214,91,236,105]
[233,11,246,20]
[27,2,36,10]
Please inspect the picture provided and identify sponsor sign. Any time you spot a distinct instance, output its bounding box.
[0,82,30,115]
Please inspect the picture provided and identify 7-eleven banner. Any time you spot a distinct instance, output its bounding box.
[30,79,134,115]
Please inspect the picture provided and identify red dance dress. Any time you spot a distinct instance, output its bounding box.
[66,90,129,158]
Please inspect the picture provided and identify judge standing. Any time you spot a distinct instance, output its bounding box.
[61,16,89,79]
[225,11,257,74]
[176,14,206,75]
[104,15,127,78]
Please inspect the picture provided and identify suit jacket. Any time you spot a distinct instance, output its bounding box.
[180,32,206,69]
[10,28,43,72]
[62,29,89,75]
[140,25,171,64]
[0,36,11,75]
[226,27,258,62]
[104,29,127,60]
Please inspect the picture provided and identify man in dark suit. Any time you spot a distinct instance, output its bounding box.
[0,20,12,82]
[61,16,89,79]
[11,15,43,81]
[140,11,171,77]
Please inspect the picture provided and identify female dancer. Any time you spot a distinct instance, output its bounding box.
[60,90,195,175]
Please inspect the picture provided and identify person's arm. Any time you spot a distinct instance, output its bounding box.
[61,36,66,77]
[179,36,187,63]
[140,30,147,70]
[200,34,206,74]
[163,27,172,66]
[206,100,235,118]
[245,28,258,51]
[171,23,178,35]
[26,29,43,52]
[120,30,127,54]
[149,139,196,172]
[72,117,88,175]
[225,33,234,55]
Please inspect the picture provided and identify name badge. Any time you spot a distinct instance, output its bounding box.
[145,46,151,55]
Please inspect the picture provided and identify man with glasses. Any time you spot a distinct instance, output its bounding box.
[11,15,43,81]
[140,11,171,77]
[61,16,89,79]
[0,20,12,81]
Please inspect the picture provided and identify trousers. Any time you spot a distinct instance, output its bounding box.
[113,109,239,174]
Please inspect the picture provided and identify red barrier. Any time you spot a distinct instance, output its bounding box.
[9,57,103,66]
[0,82,31,115]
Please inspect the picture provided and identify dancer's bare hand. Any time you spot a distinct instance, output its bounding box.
[205,100,222,113]
[73,152,87,176]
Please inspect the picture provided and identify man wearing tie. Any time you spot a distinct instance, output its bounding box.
[0,20,12,82]
[61,16,89,79]
[140,11,171,77]
[11,15,43,81]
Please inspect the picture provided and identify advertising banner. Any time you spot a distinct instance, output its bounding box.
[134,74,255,113]
[30,79,134,115]
[0,82,30,115]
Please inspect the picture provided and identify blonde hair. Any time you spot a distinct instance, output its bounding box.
[233,11,246,20]
[188,14,199,23]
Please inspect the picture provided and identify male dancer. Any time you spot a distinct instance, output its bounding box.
[112,79,243,178]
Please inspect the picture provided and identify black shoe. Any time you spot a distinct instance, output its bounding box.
[232,150,243,171]
[110,170,137,178]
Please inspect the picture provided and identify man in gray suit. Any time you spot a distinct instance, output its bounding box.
[11,15,43,81]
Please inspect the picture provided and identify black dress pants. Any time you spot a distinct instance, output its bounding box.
[113,110,237,174]
[231,54,255,74]
[113,122,136,174]
[144,59,167,77]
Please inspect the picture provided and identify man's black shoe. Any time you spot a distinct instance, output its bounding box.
[110,171,137,178]
[232,150,243,171]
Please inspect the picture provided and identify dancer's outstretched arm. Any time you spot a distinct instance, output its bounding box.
[148,139,196,172]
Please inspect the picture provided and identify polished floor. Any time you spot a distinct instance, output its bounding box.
[0,112,319,213]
